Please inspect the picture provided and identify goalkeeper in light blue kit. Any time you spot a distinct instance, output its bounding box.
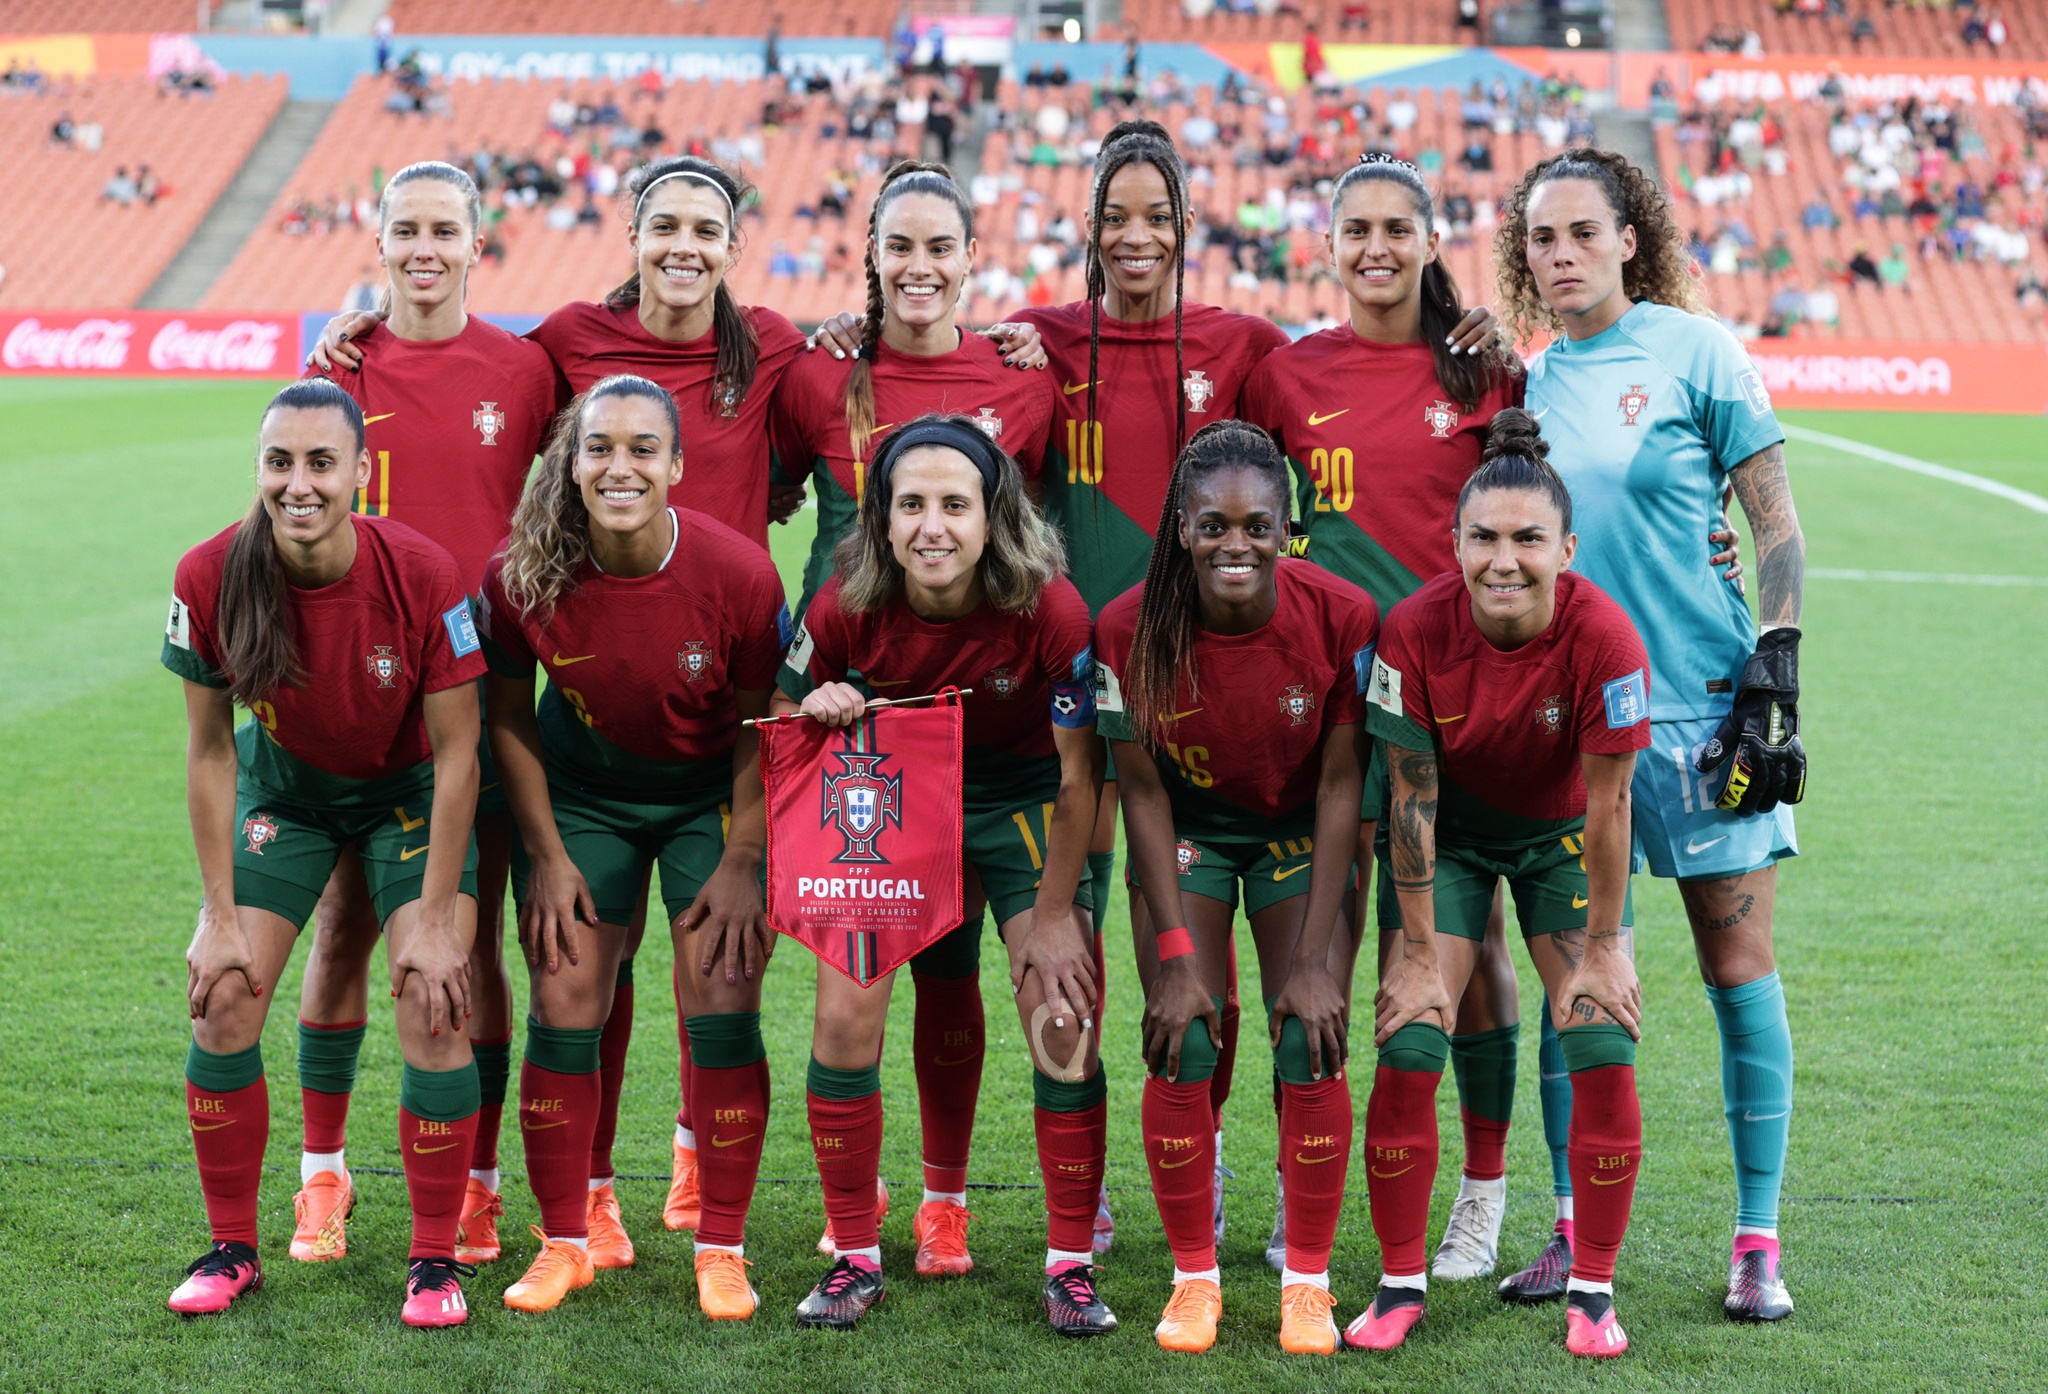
[1493,149,1806,1323]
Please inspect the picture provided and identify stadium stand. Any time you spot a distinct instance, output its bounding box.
[0,0,218,32]
[1668,0,2047,63]
[0,73,287,309]
[1110,0,1479,46]
[1656,90,2048,341]
[383,0,907,38]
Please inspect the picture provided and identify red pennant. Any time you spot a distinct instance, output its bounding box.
[762,700,965,986]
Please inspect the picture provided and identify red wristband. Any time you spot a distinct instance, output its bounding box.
[1155,926,1195,962]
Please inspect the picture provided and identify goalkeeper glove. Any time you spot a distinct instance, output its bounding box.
[1693,626,1806,815]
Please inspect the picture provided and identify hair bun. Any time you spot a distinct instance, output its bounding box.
[1103,118,1174,148]
[1482,406,1549,466]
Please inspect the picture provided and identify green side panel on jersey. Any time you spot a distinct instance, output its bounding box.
[237,722,433,812]
[800,457,859,614]
[1042,461,1162,616]
[161,636,227,688]
[536,687,731,804]
[1367,703,1434,753]
[478,623,533,681]
[1287,458,1429,616]
[1438,771,1584,852]
[964,749,1063,807]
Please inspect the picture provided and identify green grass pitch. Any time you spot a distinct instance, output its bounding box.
[1,378,2043,1391]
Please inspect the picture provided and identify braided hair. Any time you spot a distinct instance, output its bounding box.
[608,156,762,417]
[846,160,976,462]
[1084,120,1191,456]
[1124,420,1291,748]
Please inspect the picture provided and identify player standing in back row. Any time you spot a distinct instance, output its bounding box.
[1499,148,1807,1322]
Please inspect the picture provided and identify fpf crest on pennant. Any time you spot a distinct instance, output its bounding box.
[820,747,903,864]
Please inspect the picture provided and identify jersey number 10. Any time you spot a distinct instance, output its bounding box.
[1065,419,1106,486]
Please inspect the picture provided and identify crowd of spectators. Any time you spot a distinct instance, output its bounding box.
[1705,0,2011,56]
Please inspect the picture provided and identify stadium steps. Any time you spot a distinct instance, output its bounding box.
[1610,0,1672,51]
[140,99,337,311]
[1592,111,1663,191]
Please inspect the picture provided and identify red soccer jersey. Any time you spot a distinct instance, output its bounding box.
[1241,329,1524,616]
[769,331,1056,604]
[315,316,557,589]
[477,507,789,796]
[526,300,808,550]
[1365,570,1652,836]
[777,575,1095,771]
[1093,559,1379,834]
[163,516,486,785]
[1015,299,1292,612]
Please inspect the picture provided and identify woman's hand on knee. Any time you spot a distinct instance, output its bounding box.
[680,859,770,986]
[1141,960,1219,1084]
[186,902,261,1020]
[1373,948,1452,1046]
[520,852,594,974]
[1006,905,1096,1030]
[1270,965,1349,1082]
[1554,937,1642,1040]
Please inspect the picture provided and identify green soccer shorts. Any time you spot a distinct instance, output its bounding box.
[511,782,733,928]
[1126,828,1319,918]
[965,781,1096,932]
[1374,828,1635,940]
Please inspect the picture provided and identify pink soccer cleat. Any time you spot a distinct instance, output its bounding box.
[167,1242,263,1315]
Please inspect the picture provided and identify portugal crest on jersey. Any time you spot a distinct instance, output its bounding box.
[1184,370,1214,413]
[242,811,280,855]
[1535,693,1567,733]
[679,641,711,681]
[1175,839,1202,875]
[365,645,402,688]
[986,666,1019,699]
[974,406,1003,439]
[822,751,903,864]
[1279,684,1316,726]
[1425,399,1459,438]
[1618,385,1650,426]
[473,401,505,446]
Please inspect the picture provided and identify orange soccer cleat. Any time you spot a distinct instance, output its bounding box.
[664,1142,701,1232]
[288,1169,354,1262]
[454,1177,503,1264]
[585,1182,636,1269]
[1154,1278,1223,1353]
[1278,1282,1340,1354]
[694,1248,759,1321]
[912,1199,974,1277]
[502,1227,596,1313]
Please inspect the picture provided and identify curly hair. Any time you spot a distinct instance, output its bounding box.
[1493,147,1703,345]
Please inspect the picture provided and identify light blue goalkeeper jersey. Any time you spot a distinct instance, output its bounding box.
[1525,301,1785,723]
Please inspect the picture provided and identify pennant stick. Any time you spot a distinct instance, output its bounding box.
[744,688,972,728]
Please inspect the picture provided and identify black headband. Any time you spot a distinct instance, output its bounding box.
[868,416,1008,502]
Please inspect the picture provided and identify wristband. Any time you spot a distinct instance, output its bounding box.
[1155,926,1195,962]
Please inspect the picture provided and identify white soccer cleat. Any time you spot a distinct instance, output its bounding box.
[1431,1179,1506,1280]
[1264,1170,1288,1272]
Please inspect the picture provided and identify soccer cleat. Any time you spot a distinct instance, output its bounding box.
[1091,1182,1115,1256]
[912,1198,974,1277]
[288,1169,354,1262]
[795,1255,886,1329]
[1432,1184,1506,1280]
[1498,1230,1574,1303]
[454,1178,503,1264]
[816,1176,890,1256]
[585,1182,636,1269]
[664,1142,701,1232]
[1264,1172,1288,1272]
[1725,1247,1794,1321]
[1212,1159,1234,1244]
[1343,1287,1426,1351]
[1043,1261,1118,1337]
[1278,1282,1340,1355]
[401,1257,476,1328]
[1566,1292,1630,1357]
[694,1249,758,1321]
[1153,1278,1222,1353]
[167,1241,262,1315]
[502,1227,596,1313]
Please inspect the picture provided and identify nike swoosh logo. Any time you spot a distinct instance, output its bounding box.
[1743,1109,1789,1122]
[1588,1172,1634,1186]
[1294,1152,1339,1165]
[400,846,427,862]
[1272,863,1311,882]
[522,1118,568,1131]
[191,1120,235,1131]
[1063,380,1098,395]
[1369,1164,1415,1179]
[551,653,595,666]
[710,1133,759,1148]
[1434,713,1466,724]
[1540,1071,1569,1081]
[364,412,397,424]
[1164,708,1203,722]
[413,1141,461,1154]
[1571,894,1589,909]
[932,1055,978,1067]
[1159,1155,1200,1170]
[1307,409,1349,426]
[1686,835,1729,855]
[1531,407,1550,421]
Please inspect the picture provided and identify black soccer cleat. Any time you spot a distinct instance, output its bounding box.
[1043,1263,1118,1338]
[1725,1248,1794,1322]
[796,1256,886,1329]
[1498,1229,1574,1304]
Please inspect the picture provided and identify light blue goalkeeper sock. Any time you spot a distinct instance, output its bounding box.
[1706,971,1794,1230]
[1537,996,1573,1199]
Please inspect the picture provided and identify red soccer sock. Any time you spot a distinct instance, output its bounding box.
[671,962,694,1135]
[1461,1106,1510,1183]
[693,1058,770,1247]
[1365,1064,1444,1276]
[300,1089,349,1156]
[589,981,633,1179]
[808,1089,885,1251]
[1142,1074,1217,1272]
[1279,1076,1353,1273]
[521,1062,600,1239]
[401,1106,479,1259]
[188,1079,268,1247]
[1034,1097,1107,1256]
[1568,1064,1642,1285]
[911,970,983,1194]
[1208,948,1242,1121]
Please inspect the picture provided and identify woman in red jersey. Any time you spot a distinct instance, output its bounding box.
[1095,420,1376,1357]
[771,161,1058,1263]
[1350,409,1648,1360]
[477,375,789,1321]
[776,415,1108,1337]
[288,160,556,1280]
[163,379,487,1328]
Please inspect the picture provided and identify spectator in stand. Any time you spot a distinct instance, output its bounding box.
[1802,192,1837,231]
[1461,134,1493,173]
[373,13,394,72]
[1456,0,1480,39]
[343,265,380,315]
[1986,9,2008,52]
[1302,25,1327,88]
[769,240,798,278]
[102,166,139,207]
[49,112,74,148]
[927,91,957,164]
[1806,282,1840,329]
[137,165,162,207]
[1878,244,1910,291]
[1765,230,1794,275]
[1346,0,1372,34]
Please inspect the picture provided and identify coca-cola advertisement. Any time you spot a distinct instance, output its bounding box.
[0,311,298,378]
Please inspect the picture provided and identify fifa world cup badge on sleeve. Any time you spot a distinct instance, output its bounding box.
[1602,669,1648,729]
[1366,656,1403,717]
[442,603,481,658]
[166,594,192,649]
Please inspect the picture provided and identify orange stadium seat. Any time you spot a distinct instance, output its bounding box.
[0,74,286,309]
[384,0,904,38]
[0,0,219,31]
[1667,0,2048,63]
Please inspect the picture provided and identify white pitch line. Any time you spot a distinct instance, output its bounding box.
[1810,568,2048,587]
[1782,424,2048,516]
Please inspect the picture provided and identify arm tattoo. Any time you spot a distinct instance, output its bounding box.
[1388,748,1438,890]
[1729,443,1805,628]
